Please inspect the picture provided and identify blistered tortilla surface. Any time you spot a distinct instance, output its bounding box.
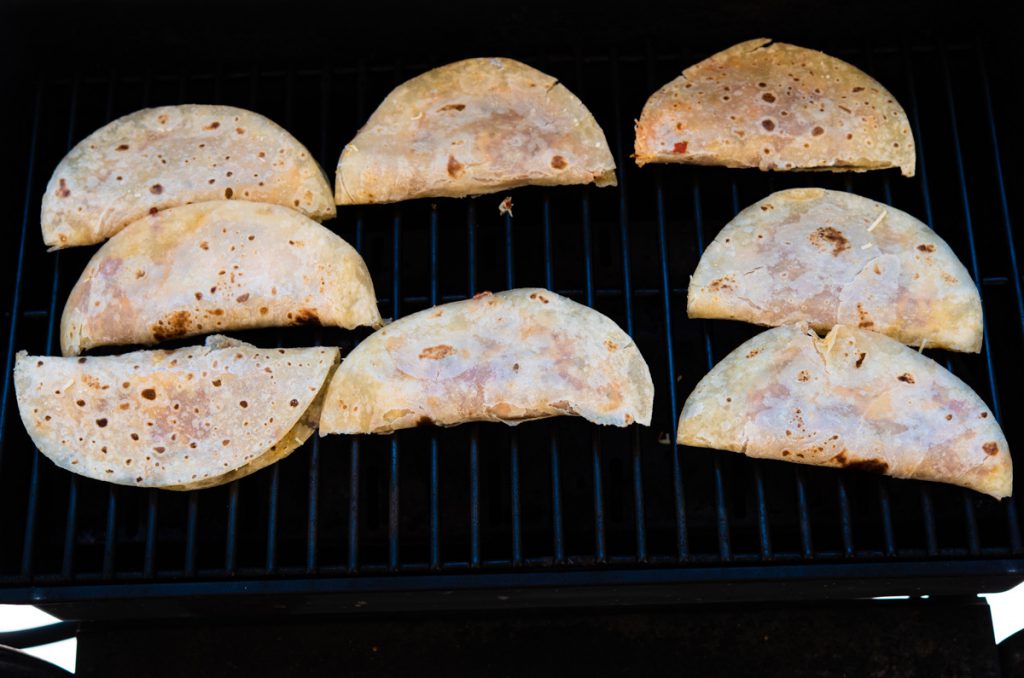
[15,336,339,490]
[336,58,616,205]
[688,188,981,352]
[320,289,653,433]
[677,324,1011,498]
[42,104,335,248]
[635,39,915,176]
[61,201,381,355]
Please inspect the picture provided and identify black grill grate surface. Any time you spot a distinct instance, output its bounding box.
[0,39,1022,613]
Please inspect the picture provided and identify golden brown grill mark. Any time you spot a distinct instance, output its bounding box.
[447,155,465,178]
[419,345,455,360]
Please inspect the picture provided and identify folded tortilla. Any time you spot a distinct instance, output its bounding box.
[677,324,1011,498]
[635,38,915,176]
[42,104,335,249]
[60,201,381,356]
[335,57,616,205]
[14,336,339,490]
[688,188,981,352]
[320,288,653,434]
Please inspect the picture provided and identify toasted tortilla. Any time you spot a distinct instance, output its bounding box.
[635,39,915,176]
[60,201,381,356]
[335,58,616,205]
[42,105,335,249]
[677,324,1011,498]
[14,336,339,490]
[319,289,653,434]
[688,188,981,352]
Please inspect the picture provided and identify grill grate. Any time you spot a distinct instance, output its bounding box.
[0,39,1022,614]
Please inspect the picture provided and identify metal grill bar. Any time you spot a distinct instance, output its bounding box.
[728,180,772,560]
[6,85,43,582]
[347,440,360,572]
[53,76,82,581]
[429,207,441,570]
[102,488,117,578]
[388,213,401,571]
[609,51,647,563]
[901,49,943,555]
[838,482,854,558]
[578,193,607,562]
[796,470,814,559]
[184,494,198,576]
[469,428,481,567]
[690,179,734,561]
[143,491,158,577]
[306,448,319,573]
[265,466,280,572]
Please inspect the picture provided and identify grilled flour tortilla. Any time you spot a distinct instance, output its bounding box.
[335,58,616,205]
[677,324,1012,498]
[42,104,335,249]
[60,201,381,356]
[320,289,653,434]
[14,336,339,490]
[688,189,981,352]
[635,39,915,176]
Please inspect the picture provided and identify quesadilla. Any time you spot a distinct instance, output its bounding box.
[14,336,339,490]
[688,188,981,352]
[677,324,1011,499]
[60,200,381,356]
[42,104,335,249]
[335,57,616,205]
[319,288,653,433]
[635,39,915,176]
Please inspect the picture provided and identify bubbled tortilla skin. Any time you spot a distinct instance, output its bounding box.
[41,104,335,249]
[335,57,617,205]
[635,39,916,176]
[319,288,654,434]
[59,200,382,356]
[677,324,1012,499]
[14,336,340,490]
[687,188,982,352]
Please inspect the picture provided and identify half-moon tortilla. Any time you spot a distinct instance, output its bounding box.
[688,188,981,352]
[635,39,915,176]
[42,104,335,249]
[14,336,339,490]
[60,201,381,356]
[677,324,1011,499]
[320,288,653,434]
[335,58,616,205]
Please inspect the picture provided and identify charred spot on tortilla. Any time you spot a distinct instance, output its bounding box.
[846,459,890,474]
[809,227,850,256]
